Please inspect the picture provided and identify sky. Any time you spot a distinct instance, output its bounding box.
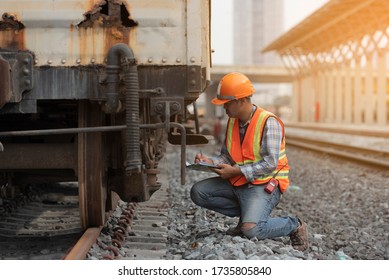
[211,0,329,65]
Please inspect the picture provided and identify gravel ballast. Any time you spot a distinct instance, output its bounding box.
[86,140,389,260]
[165,143,389,260]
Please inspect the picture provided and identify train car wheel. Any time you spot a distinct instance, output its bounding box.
[77,101,107,229]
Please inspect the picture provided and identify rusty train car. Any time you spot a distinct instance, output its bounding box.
[0,0,211,228]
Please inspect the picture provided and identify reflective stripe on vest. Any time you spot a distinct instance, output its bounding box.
[225,108,290,192]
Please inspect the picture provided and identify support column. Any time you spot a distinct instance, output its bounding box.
[326,69,335,123]
[304,76,313,122]
[313,71,320,122]
[377,51,387,125]
[365,54,374,125]
[319,70,327,122]
[344,62,352,123]
[296,77,303,122]
[301,77,308,122]
[304,75,314,122]
[354,58,362,124]
[310,74,316,122]
[291,78,299,122]
[335,65,343,123]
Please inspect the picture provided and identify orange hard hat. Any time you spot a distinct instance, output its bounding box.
[211,72,255,105]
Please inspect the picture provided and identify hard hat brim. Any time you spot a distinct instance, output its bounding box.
[211,92,253,106]
[211,97,230,106]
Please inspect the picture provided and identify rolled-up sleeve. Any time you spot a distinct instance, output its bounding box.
[211,143,235,166]
[239,117,282,182]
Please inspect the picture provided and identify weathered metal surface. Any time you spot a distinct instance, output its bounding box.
[0,0,210,70]
[0,100,37,114]
[0,64,204,113]
[28,67,102,100]
[0,13,25,31]
[0,13,25,50]
[0,51,33,108]
[0,55,11,107]
[77,1,137,28]
[10,52,34,102]
[150,97,184,117]
[0,0,210,113]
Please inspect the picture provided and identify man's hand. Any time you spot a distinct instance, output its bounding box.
[194,153,214,165]
[213,163,242,179]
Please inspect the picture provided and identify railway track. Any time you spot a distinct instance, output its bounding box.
[0,184,81,238]
[286,134,389,169]
[0,157,171,260]
[286,122,389,138]
[66,193,171,260]
[64,158,171,260]
[0,175,164,260]
[0,183,83,259]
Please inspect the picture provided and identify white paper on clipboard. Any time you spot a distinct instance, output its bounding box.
[185,161,221,173]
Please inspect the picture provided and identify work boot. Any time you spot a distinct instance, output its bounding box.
[290,218,309,251]
[226,223,242,236]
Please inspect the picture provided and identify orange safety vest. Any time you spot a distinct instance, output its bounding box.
[225,107,290,192]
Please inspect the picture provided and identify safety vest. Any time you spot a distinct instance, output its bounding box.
[225,108,290,192]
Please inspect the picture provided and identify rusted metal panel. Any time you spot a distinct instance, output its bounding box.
[26,67,102,100]
[0,13,25,50]
[0,13,25,31]
[0,0,210,72]
[0,0,211,116]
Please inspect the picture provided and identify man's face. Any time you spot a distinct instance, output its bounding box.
[223,99,242,118]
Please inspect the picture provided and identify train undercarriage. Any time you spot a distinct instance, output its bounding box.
[0,0,211,229]
[0,45,209,229]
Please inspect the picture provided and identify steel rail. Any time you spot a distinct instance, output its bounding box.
[63,193,121,260]
[286,135,389,169]
[63,227,103,260]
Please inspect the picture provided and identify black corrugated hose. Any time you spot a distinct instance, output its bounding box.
[122,59,142,173]
[106,43,142,173]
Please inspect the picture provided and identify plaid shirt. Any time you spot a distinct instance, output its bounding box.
[212,108,283,183]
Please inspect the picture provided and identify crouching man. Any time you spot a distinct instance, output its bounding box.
[190,72,308,251]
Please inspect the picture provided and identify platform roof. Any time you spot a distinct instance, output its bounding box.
[262,0,389,55]
[210,65,292,83]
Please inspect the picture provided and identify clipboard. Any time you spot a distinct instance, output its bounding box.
[186,161,221,173]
